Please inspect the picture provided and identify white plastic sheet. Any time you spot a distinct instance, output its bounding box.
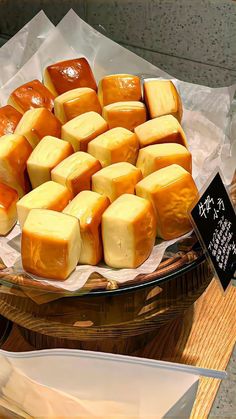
[0,10,235,291]
[0,11,55,89]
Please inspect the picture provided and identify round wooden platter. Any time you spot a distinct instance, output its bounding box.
[0,174,235,353]
[0,235,213,352]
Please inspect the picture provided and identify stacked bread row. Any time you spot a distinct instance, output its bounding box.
[0,57,198,280]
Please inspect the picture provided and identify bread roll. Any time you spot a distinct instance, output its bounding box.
[88,127,139,167]
[102,194,156,268]
[0,134,32,197]
[15,108,61,149]
[44,58,97,96]
[136,164,198,240]
[51,151,101,196]
[62,111,108,152]
[17,180,72,228]
[98,74,142,107]
[102,101,147,131]
[0,105,22,136]
[27,136,73,188]
[144,79,183,121]
[8,79,54,114]
[0,182,18,235]
[136,143,192,177]
[63,191,110,265]
[54,88,102,124]
[92,162,142,202]
[22,209,81,280]
[134,115,188,149]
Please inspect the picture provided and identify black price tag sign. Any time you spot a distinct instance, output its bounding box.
[190,172,236,291]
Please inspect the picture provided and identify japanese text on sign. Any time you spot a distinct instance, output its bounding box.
[191,172,236,290]
[198,195,225,220]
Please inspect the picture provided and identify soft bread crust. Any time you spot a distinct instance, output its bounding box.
[54,88,102,124]
[22,209,81,280]
[8,79,55,114]
[44,58,97,96]
[0,134,32,197]
[0,105,22,136]
[63,190,110,265]
[15,108,61,149]
[136,164,198,240]
[136,143,192,177]
[134,115,188,149]
[98,74,142,107]
[88,127,139,167]
[102,101,147,131]
[27,136,73,188]
[144,80,183,122]
[17,180,72,228]
[92,162,142,202]
[102,194,156,268]
[0,182,18,235]
[51,151,101,196]
[62,111,108,152]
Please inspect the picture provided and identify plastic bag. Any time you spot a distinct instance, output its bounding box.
[0,349,226,418]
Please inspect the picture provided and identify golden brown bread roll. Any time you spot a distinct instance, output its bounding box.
[136,164,198,240]
[8,79,55,114]
[102,194,156,268]
[54,88,102,124]
[14,108,61,148]
[61,111,108,152]
[92,162,142,202]
[136,143,192,177]
[51,151,101,197]
[0,134,32,198]
[44,57,97,96]
[144,79,183,121]
[0,182,18,235]
[88,127,139,167]
[98,74,142,107]
[21,209,81,280]
[102,101,147,131]
[134,115,188,149]
[17,180,72,228]
[27,136,73,188]
[63,191,110,265]
[0,105,22,136]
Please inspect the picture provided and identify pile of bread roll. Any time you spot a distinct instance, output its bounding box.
[0,57,198,280]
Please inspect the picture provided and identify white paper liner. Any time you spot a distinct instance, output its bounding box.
[0,10,235,292]
[0,11,55,90]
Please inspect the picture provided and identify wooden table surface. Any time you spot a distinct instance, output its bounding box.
[2,278,236,418]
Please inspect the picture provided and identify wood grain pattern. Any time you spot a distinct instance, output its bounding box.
[2,278,235,418]
[133,279,236,419]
